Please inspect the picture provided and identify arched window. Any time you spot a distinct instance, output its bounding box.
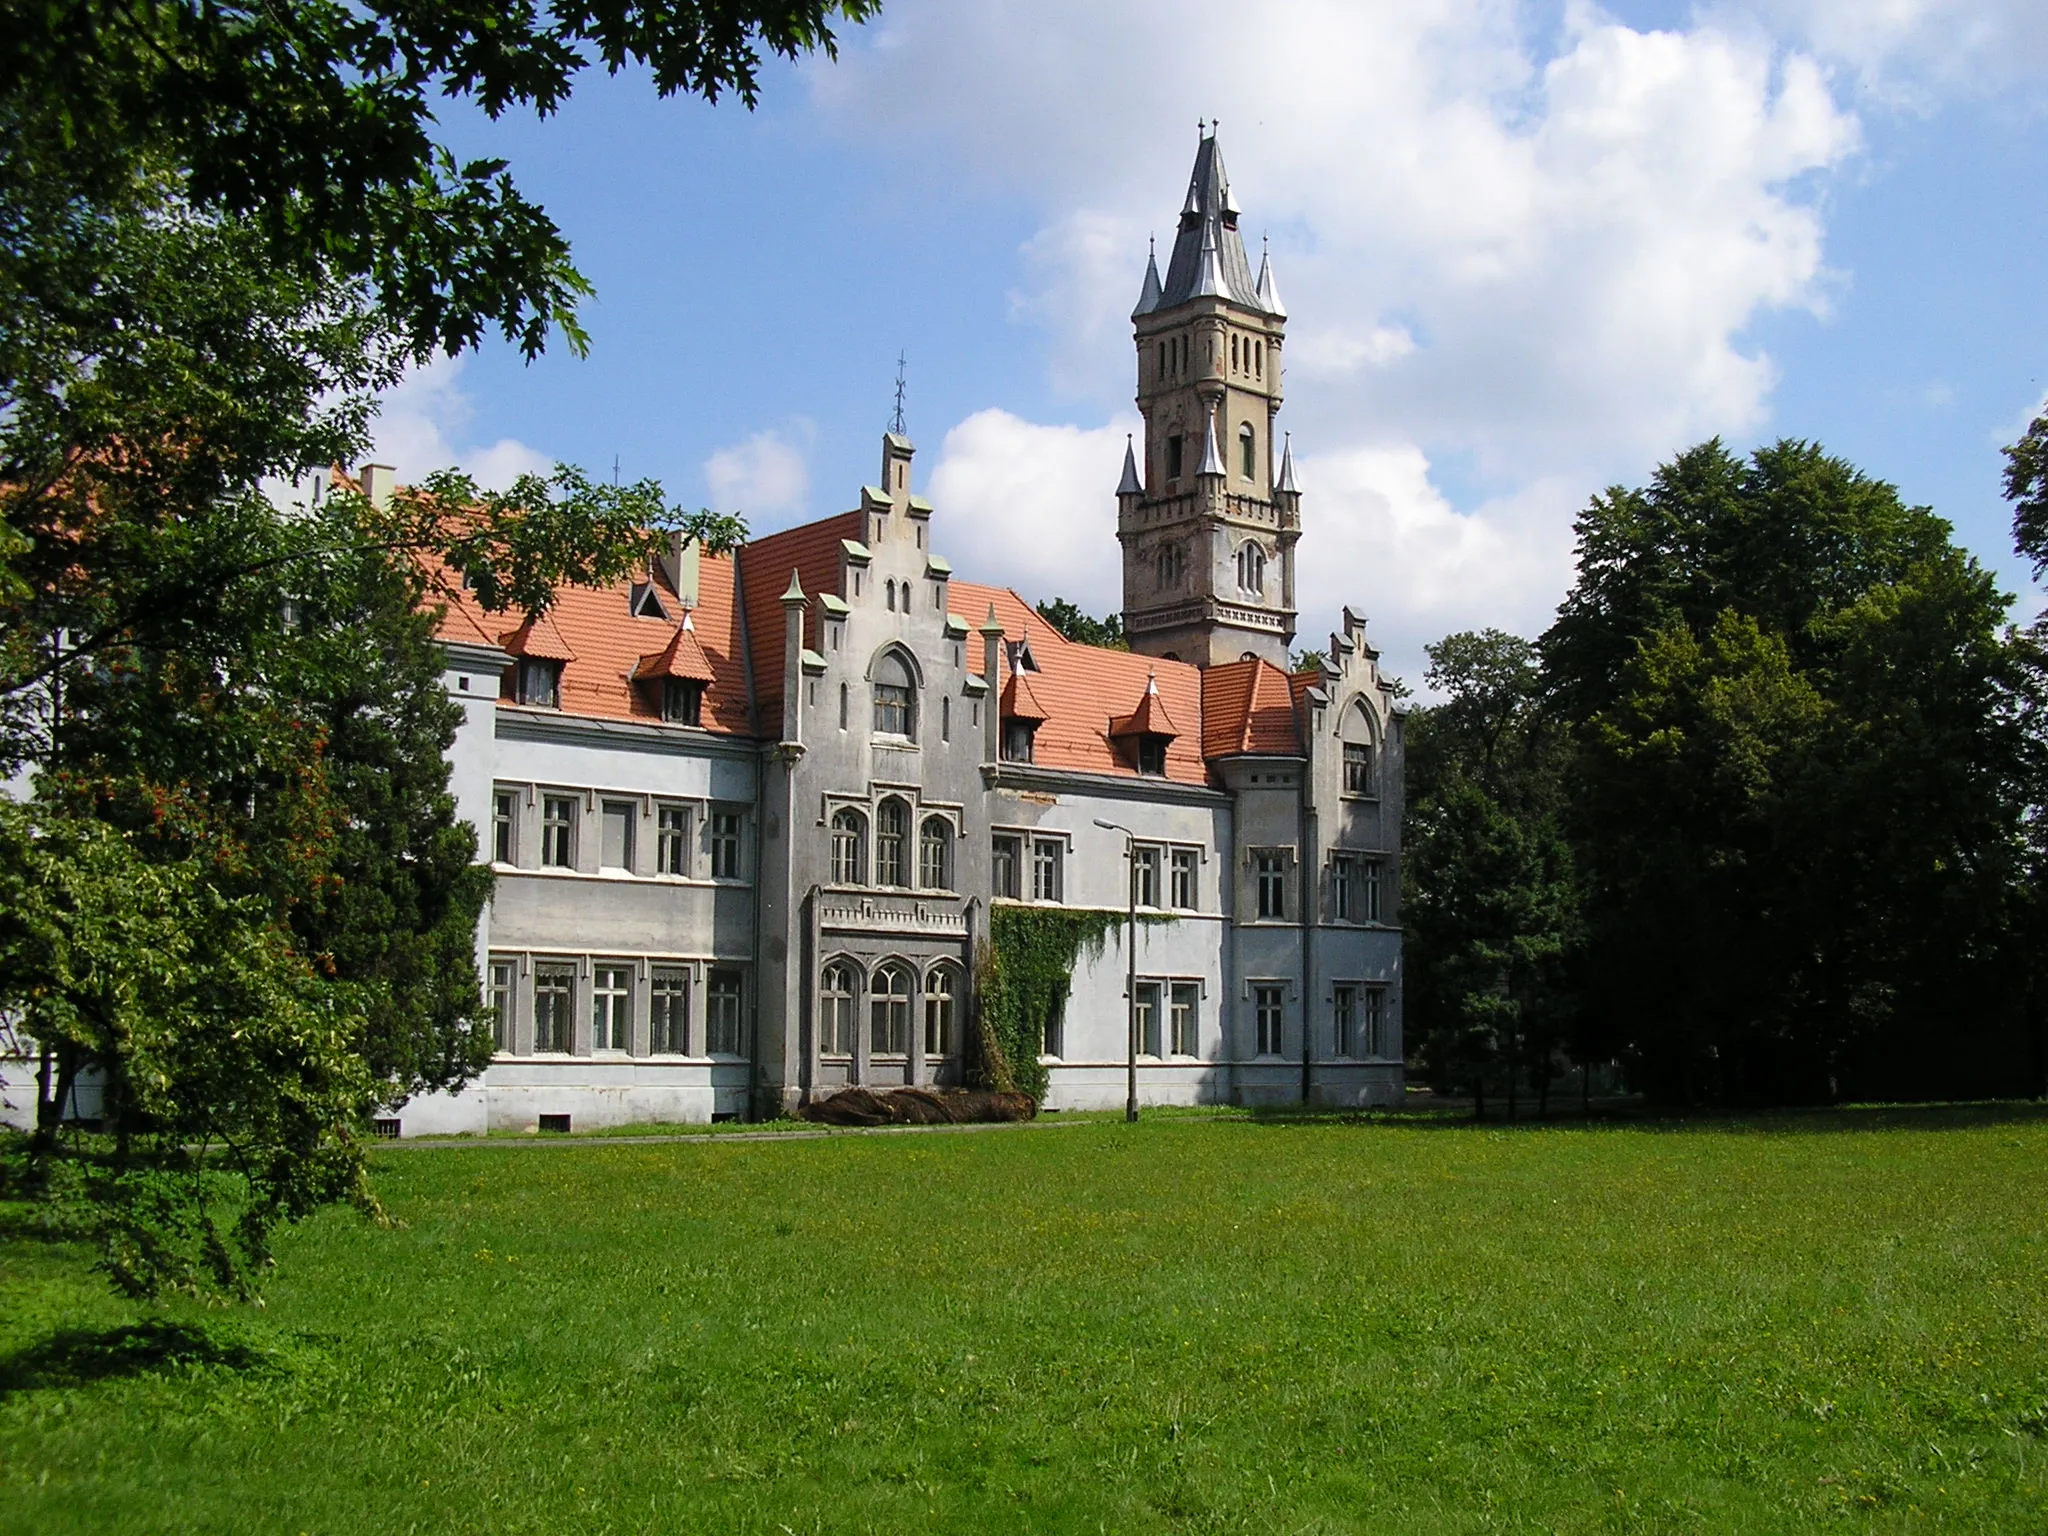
[919,816,951,890]
[1236,542,1266,595]
[1255,340,1264,377]
[875,796,909,886]
[872,650,915,738]
[884,578,897,612]
[1155,542,1183,590]
[1341,700,1379,797]
[1231,334,1239,371]
[820,961,856,1055]
[830,808,867,885]
[925,965,957,1057]
[870,963,912,1056]
[1239,423,1256,480]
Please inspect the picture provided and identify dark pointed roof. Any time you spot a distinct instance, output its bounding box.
[1159,131,1266,313]
[1132,247,1163,318]
[1117,435,1143,497]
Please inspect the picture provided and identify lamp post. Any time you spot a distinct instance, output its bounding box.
[1094,817,1139,1123]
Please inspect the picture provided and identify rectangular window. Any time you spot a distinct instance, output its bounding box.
[662,678,703,725]
[874,683,912,737]
[1032,839,1063,903]
[710,811,741,880]
[1255,984,1285,1057]
[1170,848,1198,910]
[1333,983,1357,1059]
[1343,741,1376,796]
[541,795,576,868]
[592,964,631,1051]
[492,790,516,864]
[707,969,744,1056]
[600,800,634,872]
[650,968,689,1054]
[1363,858,1383,923]
[1364,987,1386,1057]
[1137,737,1167,775]
[534,965,574,1053]
[1132,846,1160,908]
[517,658,560,708]
[819,965,855,1055]
[992,835,1020,900]
[1166,432,1184,480]
[489,960,515,1052]
[941,695,951,742]
[1170,981,1201,1057]
[656,805,689,875]
[1135,981,1162,1058]
[1256,851,1286,920]
[1332,855,1353,922]
[1041,991,1066,1060]
[1002,721,1035,763]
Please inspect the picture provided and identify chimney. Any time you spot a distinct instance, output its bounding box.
[660,531,701,608]
[358,463,396,511]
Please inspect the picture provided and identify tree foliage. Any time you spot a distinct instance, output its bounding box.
[1034,598,1127,650]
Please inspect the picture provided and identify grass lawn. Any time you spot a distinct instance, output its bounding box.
[3,1106,2046,1534]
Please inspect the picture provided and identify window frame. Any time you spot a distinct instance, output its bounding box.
[874,797,909,888]
[591,963,631,1051]
[1031,838,1064,903]
[533,965,575,1053]
[991,834,1021,900]
[1170,981,1201,1057]
[1333,982,1357,1059]
[516,657,561,708]
[924,965,957,1058]
[492,789,517,865]
[1342,739,1377,798]
[869,963,912,1057]
[1170,847,1199,910]
[656,804,690,876]
[872,651,916,740]
[540,795,577,869]
[918,815,952,891]
[709,809,743,881]
[1135,980,1163,1058]
[819,961,857,1057]
[1255,850,1287,920]
[599,799,635,873]
[1131,845,1161,909]
[1254,984,1285,1057]
[830,807,868,886]
[650,967,689,1054]
[488,959,515,1052]
[706,969,746,1056]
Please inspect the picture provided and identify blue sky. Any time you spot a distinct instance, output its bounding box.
[367,0,2048,686]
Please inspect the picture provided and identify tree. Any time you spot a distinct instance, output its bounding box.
[1035,598,1127,650]
[0,1,835,1295]
[2006,405,2048,588]
[1543,439,2036,1105]
[1,0,879,358]
[1403,630,1582,1116]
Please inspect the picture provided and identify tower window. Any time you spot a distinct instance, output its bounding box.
[831,808,867,885]
[1256,340,1264,377]
[1155,542,1183,590]
[1166,434,1184,482]
[872,650,915,738]
[1231,334,1239,371]
[1236,542,1266,595]
[1240,423,1256,480]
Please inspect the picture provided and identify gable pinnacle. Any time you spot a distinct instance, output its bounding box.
[1117,434,1143,497]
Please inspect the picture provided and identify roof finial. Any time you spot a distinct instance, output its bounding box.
[1197,117,1205,135]
[889,351,908,436]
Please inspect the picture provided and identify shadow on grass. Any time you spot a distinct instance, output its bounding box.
[0,1321,267,1400]
[1235,1099,2048,1136]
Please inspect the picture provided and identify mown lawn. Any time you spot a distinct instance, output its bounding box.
[3,1106,2046,1534]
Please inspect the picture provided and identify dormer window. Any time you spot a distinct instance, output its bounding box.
[516,658,561,708]
[629,582,669,620]
[1137,736,1168,776]
[662,678,704,726]
[1002,720,1036,764]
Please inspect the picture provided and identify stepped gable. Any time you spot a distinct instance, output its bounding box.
[1201,657,1304,758]
[951,581,1209,787]
[426,527,751,734]
[735,510,863,729]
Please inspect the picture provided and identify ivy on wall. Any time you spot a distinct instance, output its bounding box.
[972,906,1174,1105]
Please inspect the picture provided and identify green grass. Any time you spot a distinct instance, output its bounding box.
[4,1106,2047,1533]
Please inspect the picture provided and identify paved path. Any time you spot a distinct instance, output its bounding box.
[380,1115,1101,1151]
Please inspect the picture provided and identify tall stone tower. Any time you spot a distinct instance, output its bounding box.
[1118,126,1299,669]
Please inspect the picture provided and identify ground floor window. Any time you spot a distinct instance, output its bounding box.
[707,969,745,1056]
[1363,987,1386,1058]
[1135,980,1161,1057]
[1333,984,1357,1059]
[1041,992,1066,1059]
[925,966,957,1057]
[1254,985,1284,1057]
[650,967,689,1054]
[534,965,574,1053]
[870,964,911,1056]
[489,960,515,1052]
[1170,982,1200,1057]
[592,964,630,1050]
[820,961,856,1055]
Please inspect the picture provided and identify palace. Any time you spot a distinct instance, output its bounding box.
[395,129,1406,1133]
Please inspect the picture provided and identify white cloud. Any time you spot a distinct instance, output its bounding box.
[927,409,1141,617]
[369,355,554,490]
[703,421,815,524]
[1723,0,2048,103]
[817,0,1863,661]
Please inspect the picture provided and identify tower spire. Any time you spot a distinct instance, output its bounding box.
[888,351,908,437]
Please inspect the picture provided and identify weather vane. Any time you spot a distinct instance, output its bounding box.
[890,351,908,437]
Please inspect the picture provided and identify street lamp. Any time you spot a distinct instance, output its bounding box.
[1094,817,1140,1123]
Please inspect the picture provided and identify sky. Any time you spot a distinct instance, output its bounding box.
[366,0,2048,689]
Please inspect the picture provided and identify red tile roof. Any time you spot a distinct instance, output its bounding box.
[736,511,863,732]
[1109,672,1180,740]
[952,581,1210,786]
[499,610,577,662]
[1202,658,1304,757]
[635,615,718,683]
[1001,666,1052,723]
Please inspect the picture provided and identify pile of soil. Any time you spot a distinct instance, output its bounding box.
[800,1087,1037,1127]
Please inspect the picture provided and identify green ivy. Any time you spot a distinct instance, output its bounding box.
[972,906,1174,1105]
